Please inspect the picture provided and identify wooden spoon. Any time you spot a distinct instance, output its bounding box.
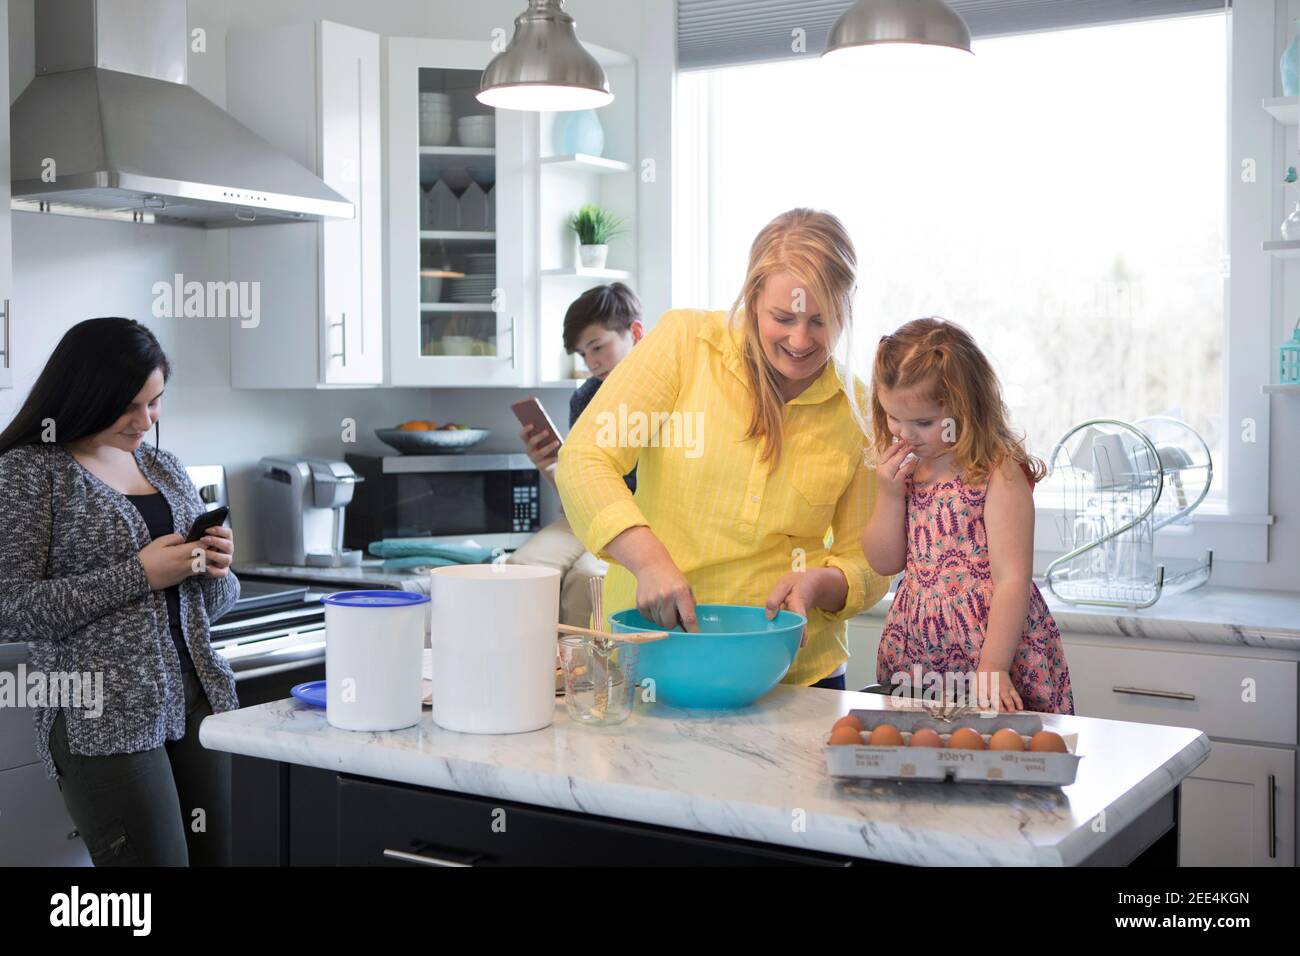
[556,623,669,645]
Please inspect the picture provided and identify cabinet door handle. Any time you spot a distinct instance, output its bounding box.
[328,313,347,365]
[507,315,517,370]
[1268,773,1277,860]
[0,299,9,369]
[383,847,475,868]
[1111,685,1196,702]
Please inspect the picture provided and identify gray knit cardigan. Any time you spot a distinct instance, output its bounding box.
[0,442,239,778]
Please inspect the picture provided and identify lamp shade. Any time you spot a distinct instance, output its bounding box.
[823,0,973,59]
[477,0,613,112]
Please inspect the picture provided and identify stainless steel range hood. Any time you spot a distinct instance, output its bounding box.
[10,0,354,227]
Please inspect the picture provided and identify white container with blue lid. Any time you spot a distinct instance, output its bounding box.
[321,590,430,731]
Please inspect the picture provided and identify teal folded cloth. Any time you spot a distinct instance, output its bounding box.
[379,555,463,570]
[367,538,497,566]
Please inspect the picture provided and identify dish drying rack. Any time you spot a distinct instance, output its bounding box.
[1043,417,1213,609]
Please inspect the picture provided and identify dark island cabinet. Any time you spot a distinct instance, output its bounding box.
[231,756,863,867]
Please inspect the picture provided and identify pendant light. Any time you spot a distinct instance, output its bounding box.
[823,0,973,61]
[477,0,613,112]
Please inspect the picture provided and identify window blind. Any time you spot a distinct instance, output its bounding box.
[677,0,1228,71]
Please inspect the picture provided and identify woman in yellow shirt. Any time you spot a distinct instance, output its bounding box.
[557,209,889,688]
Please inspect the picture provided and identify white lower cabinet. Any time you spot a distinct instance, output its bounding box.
[1062,633,1298,867]
[1179,741,1294,866]
[845,617,884,692]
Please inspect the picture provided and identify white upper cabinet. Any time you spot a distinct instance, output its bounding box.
[227,21,383,388]
[385,38,534,387]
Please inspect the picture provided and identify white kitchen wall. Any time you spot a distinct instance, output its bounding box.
[2,0,675,561]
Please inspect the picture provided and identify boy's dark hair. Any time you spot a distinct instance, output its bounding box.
[562,283,642,353]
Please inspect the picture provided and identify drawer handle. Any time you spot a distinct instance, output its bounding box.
[1268,773,1277,860]
[1111,685,1196,702]
[383,847,476,868]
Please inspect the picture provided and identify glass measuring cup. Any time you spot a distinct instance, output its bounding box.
[558,635,640,725]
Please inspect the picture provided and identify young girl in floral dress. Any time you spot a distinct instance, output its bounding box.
[861,318,1074,714]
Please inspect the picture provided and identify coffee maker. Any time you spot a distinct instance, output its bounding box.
[255,456,365,567]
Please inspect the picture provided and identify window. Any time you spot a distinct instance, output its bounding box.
[674,13,1227,500]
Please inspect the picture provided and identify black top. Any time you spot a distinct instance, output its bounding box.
[570,376,637,494]
[125,492,195,672]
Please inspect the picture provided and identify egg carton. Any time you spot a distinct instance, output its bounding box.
[822,709,1081,787]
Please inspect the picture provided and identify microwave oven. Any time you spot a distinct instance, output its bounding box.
[343,453,541,552]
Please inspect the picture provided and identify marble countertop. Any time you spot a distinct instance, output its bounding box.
[199,686,1208,866]
[862,585,1300,653]
[1043,586,1300,652]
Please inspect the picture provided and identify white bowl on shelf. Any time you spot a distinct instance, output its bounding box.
[457,116,495,148]
[420,121,453,147]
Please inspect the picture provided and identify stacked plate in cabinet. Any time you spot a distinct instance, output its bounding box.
[447,273,496,303]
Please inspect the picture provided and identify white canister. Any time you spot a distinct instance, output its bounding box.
[322,591,430,731]
[429,565,560,734]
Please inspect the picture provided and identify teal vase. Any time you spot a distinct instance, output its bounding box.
[553,110,605,157]
[1282,19,1300,97]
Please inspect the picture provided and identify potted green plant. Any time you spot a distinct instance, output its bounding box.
[566,203,627,270]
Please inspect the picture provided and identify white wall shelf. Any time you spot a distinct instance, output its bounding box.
[540,154,634,174]
[534,45,639,386]
[419,146,497,157]
[1262,383,1300,394]
[419,230,496,241]
[419,146,496,180]
[1262,239,1300,258]
[1262,95,1298,125]
[420,303,495,312]
[541,266,635,280]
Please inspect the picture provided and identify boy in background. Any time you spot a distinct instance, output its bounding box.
[508,283,643,625]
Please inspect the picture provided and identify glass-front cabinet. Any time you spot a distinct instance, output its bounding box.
[387,38,533,386]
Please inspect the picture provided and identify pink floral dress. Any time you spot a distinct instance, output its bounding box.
[876,471,1075,714]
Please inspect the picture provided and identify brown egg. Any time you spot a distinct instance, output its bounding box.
[1029,730,1068,753]
[989,728,1026,751]
[909,728,943,748]
[831,715,863,734]
[829,725,863,746]
[947,727,986,750]
[867,724,904,747]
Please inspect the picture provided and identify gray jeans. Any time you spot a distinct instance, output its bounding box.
[48,669,231,866]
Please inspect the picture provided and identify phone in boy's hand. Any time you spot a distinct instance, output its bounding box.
[511,397,563,450]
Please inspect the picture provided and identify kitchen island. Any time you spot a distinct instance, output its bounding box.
[199,687,1208,867]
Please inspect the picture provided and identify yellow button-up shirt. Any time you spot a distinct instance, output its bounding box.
[557,308,889,686]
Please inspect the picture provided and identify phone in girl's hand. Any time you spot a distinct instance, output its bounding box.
[186,506,229,543]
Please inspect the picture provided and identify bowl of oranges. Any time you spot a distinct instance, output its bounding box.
[376,420,490,454]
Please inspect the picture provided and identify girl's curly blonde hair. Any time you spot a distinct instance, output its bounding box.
[871,317,1045,485]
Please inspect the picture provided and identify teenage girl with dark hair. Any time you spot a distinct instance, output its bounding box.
[0,317,240,866]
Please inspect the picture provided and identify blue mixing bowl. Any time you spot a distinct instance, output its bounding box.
[608,603,806,709]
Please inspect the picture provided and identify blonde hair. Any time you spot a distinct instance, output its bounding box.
[870,317,1046,485]
[730,208,864,469]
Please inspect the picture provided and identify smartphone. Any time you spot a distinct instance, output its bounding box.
[186,506,230,543]
[511,397,563,451]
